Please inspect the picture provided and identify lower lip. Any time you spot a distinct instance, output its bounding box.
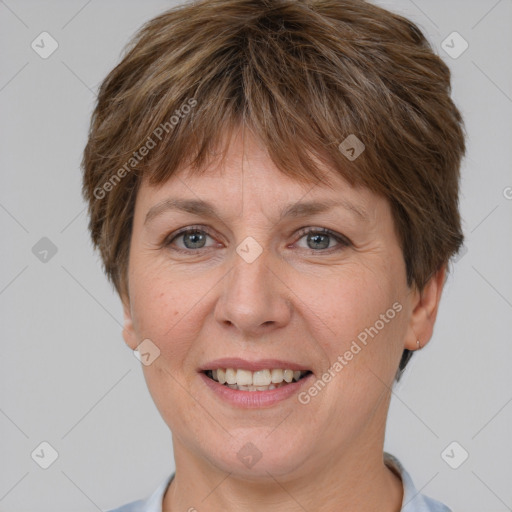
[199,372,314,409]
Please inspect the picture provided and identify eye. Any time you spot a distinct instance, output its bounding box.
[294,227,350,252]
[163,226,350,254]
[164,226,218,252]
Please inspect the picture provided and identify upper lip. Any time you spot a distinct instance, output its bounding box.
[199,358,311,372]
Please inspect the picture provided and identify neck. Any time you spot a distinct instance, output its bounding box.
[163,426,403,512]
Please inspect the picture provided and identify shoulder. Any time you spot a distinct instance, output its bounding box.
[384,453,452,512]
[107,498,147,512]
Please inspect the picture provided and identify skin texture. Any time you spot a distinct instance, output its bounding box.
[122,126,446,512]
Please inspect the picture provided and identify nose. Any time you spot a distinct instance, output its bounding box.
[214,247,293,337]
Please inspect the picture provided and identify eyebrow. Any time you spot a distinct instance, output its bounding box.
[144,197,368,226]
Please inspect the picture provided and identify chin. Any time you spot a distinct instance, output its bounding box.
[195,427,314,481]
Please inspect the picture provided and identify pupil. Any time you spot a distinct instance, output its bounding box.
[184,231,205,249]
[308,233,329,250]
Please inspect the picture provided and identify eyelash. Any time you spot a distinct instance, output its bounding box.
[163,225,350,254]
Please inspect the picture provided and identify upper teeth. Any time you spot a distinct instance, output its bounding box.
[210,368,306,386]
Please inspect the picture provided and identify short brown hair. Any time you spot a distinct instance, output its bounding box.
[82,0,465,377]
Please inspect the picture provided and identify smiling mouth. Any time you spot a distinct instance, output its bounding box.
[204,368,312,391]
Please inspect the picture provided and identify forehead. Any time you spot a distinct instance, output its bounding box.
[137,128,380,224]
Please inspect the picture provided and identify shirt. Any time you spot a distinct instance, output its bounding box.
[107,452,452,512]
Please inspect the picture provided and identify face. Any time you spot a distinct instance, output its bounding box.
[122,128,441,481]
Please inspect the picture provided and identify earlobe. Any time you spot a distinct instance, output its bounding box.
[121,296,138,350]
[404,266,447,351]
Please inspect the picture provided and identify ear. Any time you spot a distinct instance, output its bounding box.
[121,295,138,351]
[404,265,447,351]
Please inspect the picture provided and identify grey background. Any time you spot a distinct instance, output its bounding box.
[1,0,511,510]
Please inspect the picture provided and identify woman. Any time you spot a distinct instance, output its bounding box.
[82,0,465,510]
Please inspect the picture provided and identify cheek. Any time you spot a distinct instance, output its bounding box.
[130,269,207,428]
[129,265,202,366]
[305,270,385,337]
[290,268,406,449]
[299,264,405,374]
